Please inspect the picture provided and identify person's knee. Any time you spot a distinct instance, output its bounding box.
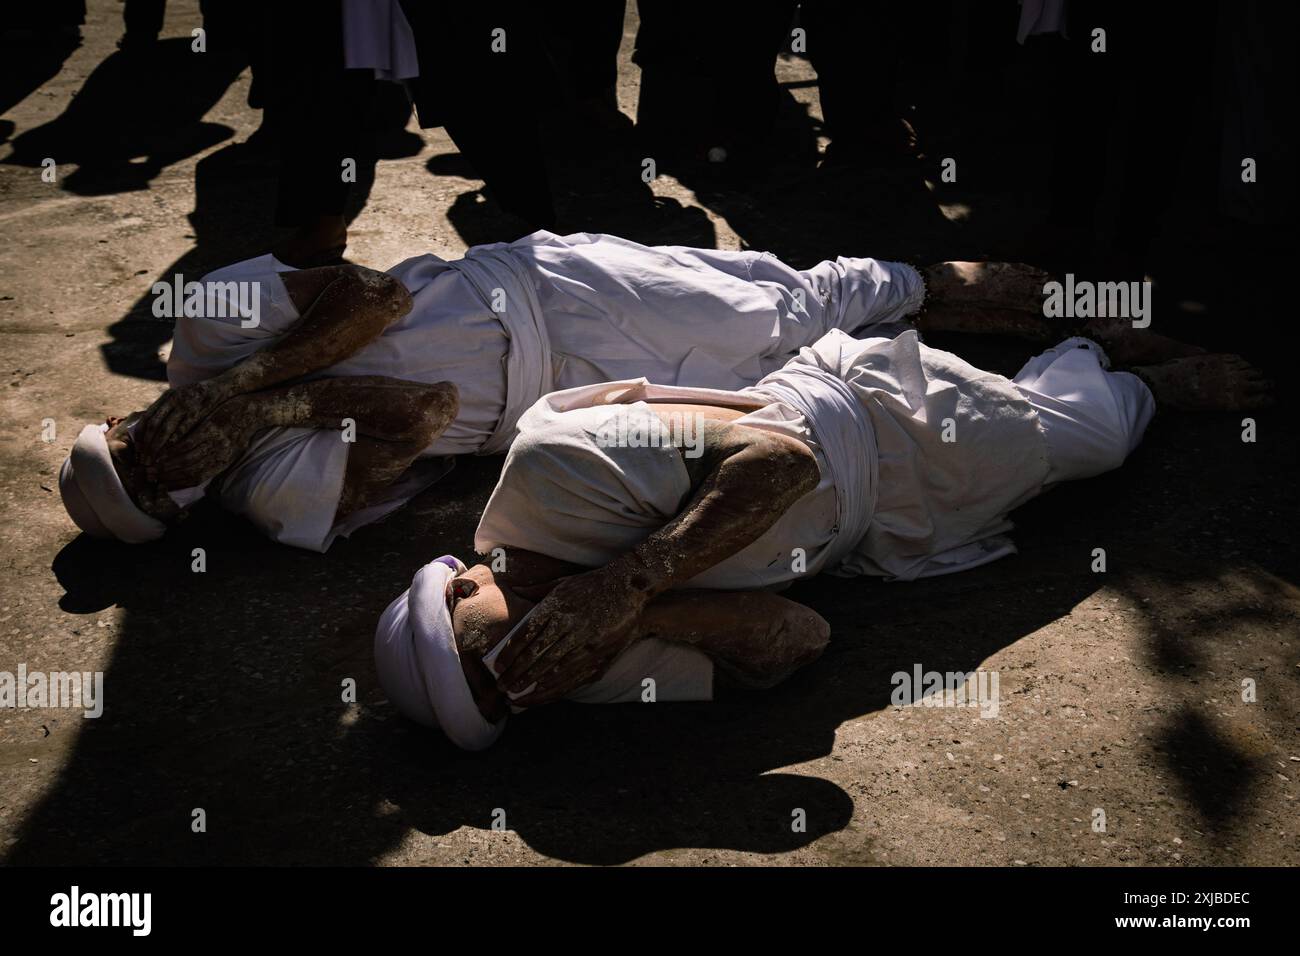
[769,603,831,670]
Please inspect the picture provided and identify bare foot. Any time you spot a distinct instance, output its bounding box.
[924,261,1053,314]
[1133,354,1274,411]
[1081,316,1206,366]
[915,303,1056,341]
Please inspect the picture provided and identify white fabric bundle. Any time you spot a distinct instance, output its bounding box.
[373,556,507,751]
[59,424,167,543]
[1009,337,1154,484]
[788,330,1051,581]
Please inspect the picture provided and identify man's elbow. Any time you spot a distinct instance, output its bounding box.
[342,266,413,321]
[726,603,830,690]
[407,381,460,447]
[756,433,821,499]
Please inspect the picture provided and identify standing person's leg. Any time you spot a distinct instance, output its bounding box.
[710,0,794,166]
[400,0,556,232]
[269,0,373,266]
[558,0,626,104]
[631,0,708,161]
[1110,1,1215,277]
[121,0,165,50]
[803,0,914,165]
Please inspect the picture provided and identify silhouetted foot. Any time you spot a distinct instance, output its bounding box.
[272,216,347,268]
[116,32,158,55]
[1133,354,1274,411]
[821,117,918,170]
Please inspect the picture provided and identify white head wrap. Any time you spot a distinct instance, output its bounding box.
[58,424,167,543]
[373,556,507,751]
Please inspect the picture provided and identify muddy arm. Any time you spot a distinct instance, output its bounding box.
[495,420,821,704]
[137,265,413,459]
[151,376,458,519]
[916,262,1058,340]
[228,266,414,392]
[636,590,830,690]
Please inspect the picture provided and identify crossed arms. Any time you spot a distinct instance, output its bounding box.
[130,265,459,522]
[492,416,830,705]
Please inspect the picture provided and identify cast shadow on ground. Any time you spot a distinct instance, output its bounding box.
[92,120,394,381]
[6,438,1136,866]
[3,38,247,197]
[1095,409,1299,835]
[0,27,82,146]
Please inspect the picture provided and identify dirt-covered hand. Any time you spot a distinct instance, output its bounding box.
[135,378,236,465]
[149,396,259,490]
[494,566,649,706]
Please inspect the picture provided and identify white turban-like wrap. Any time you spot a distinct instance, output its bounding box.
[374,556,507,751]
[58,424,167,543]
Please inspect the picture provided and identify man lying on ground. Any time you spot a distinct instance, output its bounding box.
[374,320,1271,749]
[60,230,1064,550]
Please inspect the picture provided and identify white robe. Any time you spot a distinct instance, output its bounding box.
[469,329,1152,704]
[167,232,924,550]
[475,329,1154,586]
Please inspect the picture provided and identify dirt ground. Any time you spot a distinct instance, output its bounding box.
[1,2,1296,866]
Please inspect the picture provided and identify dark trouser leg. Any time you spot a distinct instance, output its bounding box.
[122,0,165,40]
[269,1,372,233]
[400,0,557,230]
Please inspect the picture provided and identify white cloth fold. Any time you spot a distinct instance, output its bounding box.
[746,354,878,574]
[790,330,1052,581]
[447,245,554,455]
[373,556,507,751]
[59,424,167,543]
[1011,336,1154,484]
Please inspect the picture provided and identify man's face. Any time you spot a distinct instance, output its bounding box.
[448,563,535,723]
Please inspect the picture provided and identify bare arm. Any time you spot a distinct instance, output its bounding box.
[227,266,413,392]
[452,557,829,719]
[150,376,458,520]
[635,590,830,690]
[136,265,414,460]
[495,419,821,703]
